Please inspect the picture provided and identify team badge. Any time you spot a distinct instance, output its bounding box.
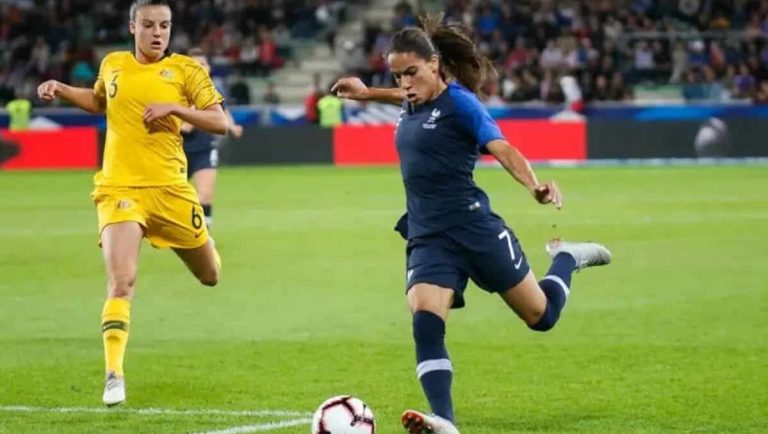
[422,109,440,129]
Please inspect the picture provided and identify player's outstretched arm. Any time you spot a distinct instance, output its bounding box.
[485,139,563,209]
[144,103,228,135]
[37,80,105,114]
[331,77,405,105]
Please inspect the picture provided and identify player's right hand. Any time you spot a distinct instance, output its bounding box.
[230,124,244,138]
[37,80,62,102]
[533,181,563,210]
[331,77,369,100]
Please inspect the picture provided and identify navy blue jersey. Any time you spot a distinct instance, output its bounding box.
[186,147,218,177]
[395,82,505,239]
[182,128,216,153]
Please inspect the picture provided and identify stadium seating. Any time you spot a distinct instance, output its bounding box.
[2,0,768,104]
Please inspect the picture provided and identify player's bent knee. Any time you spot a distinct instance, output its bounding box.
[409,298,433,313]
[197,267,219,287]
[527,307,560,332]
[519,306,546,326]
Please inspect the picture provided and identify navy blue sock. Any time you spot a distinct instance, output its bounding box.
[413,311,454,422]
[530,253,577,332]
[202,204,213,227]
[546,252,576,288]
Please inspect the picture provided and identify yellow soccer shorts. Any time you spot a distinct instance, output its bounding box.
[91,183,209,249]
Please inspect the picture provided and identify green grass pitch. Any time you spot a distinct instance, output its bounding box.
[0,165,766,433]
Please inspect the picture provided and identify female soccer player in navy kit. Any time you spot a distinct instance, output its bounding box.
[183,47,244,229]
[333,15,612,434]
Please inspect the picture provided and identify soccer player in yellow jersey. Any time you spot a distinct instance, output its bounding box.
[37,0,228,407]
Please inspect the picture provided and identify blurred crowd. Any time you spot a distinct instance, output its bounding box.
[0,0,353,105]
[342,0,768,104]
[7,0,768,107]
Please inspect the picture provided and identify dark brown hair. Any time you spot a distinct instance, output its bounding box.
[389,13,496,95]
[130,0,171,21]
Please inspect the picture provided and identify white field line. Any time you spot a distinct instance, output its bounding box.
[194,418,312,434]
[0,405,311,418]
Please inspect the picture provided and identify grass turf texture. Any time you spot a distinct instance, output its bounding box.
[0,166,766,433]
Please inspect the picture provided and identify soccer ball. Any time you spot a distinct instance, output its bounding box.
[311,395,376,434]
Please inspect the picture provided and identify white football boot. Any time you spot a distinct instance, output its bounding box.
[401,410,460,434]
[545,239,612,270]
[102,372,125,407]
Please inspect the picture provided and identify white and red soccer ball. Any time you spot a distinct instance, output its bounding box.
[311,395,375,434]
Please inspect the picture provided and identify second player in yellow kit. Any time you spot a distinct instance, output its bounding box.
[37,0,229,408]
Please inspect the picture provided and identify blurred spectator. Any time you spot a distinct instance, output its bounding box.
[338,39,369,79]
[317,85,343,127]
[702,66,726,101]
[670,41,689,83]
[315,0,340,53]
[633,41,656,70]
[476,2,501,38]
[609,72,634,101]
[483,79,505,107]
[272,22,293,59]
[256,26,284,75]
[5,91,31,131]
[263,81,281,105]
[70,59,95,87]
[392,1,417,31]
[504,36,530,70]
[592,74,611,102]
[28,36,49,76]
[731,63,756,99]
[499,69,516,100]
[540,40,563,71]
[688,40,709,68]
[304,73,324,124]
[239,37,259,75]
[228,73,252,105]
[753,80,768,104]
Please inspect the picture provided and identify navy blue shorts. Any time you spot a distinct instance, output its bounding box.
[404,216,531,309]
[186,148,218,178]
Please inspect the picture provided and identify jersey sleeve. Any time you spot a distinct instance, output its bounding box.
[451,86,504,151]
[93,57,107,99]
[184,61,224,110]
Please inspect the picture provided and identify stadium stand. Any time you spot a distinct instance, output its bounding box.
[354,0,768,104]
[2,0,768,104]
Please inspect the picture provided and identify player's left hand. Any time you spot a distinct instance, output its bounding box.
[143,104,178,123]
[533,181,563,209]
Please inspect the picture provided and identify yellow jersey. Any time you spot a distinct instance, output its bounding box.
[93,51,223,186]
